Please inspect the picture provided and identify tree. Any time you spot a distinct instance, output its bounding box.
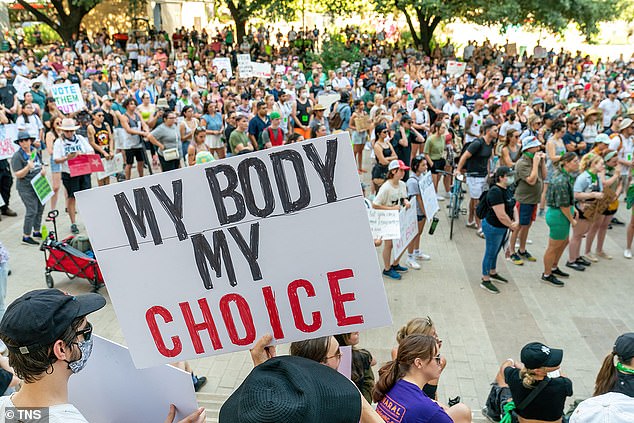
[373,0,625,55]
[215,0,297,44]
[15,0,102,44]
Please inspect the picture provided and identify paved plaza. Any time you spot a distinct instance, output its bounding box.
[1,165,633,420]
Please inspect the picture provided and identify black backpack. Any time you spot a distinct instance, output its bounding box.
[475,189,490,219]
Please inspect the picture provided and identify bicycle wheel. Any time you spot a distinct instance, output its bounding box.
[449,187,459,240]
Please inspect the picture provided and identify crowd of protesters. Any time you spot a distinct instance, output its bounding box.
[0,24,633,421]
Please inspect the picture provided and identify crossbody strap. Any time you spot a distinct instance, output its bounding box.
[517,377,550,410]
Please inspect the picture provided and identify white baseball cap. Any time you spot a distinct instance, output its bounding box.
[569,392,634,423]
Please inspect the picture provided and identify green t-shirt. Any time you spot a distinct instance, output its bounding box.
[423,133,445,160]
[229,130,250,154]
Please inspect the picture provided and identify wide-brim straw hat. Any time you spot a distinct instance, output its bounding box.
[59,118,80,131]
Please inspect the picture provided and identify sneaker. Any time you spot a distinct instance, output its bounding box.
[576,256,591,267]
[551,267,570,278]
[476,229,485,239]
[383,268,402,280]
[466,220,477,228]
[32,231,43,239]
[22,236,38,246]
[537,209,545,217]
[518,250,537,262]
[406,258,421,270]
[413,250,431,261]
[611,217,625,225]
[509,253,524,265]
[541,273,565,287]
[585,253,599,263]
[391,264,408,273]
[482,406,501,423]
[1,208,17,217]
[596,251,613,260]
[565,261,585,271]
[193,375,207,392]
[70,224,79,234]
[436,194,445,201]
[490,273,509,283]
[625,249,633,259]
[480,280,500,294]
[447,396,461,407]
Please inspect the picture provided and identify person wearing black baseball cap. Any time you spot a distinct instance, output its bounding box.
[0,289,106,420]
[483,342,572,422]
[0,288,205,422]
[592,332,634,398]
[570,333,634,423]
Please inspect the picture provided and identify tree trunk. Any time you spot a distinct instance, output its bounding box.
[15,0,92,45]
[235,18,247,45]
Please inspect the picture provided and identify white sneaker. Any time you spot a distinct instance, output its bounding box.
[413,250,431,261]
[436,194,445,201]
[625,249,633,259]
[406,258,421,270]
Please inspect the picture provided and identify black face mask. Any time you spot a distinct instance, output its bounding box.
[613,371,634,397]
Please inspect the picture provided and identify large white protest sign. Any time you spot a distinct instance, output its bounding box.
[317,93,340,118]
[251,62,272,78]
[212,57,233,77]
[237,54,253,78]
[391,203,418,261]
[0,124,18,160]
[419,172,439,218]
[76,133,392,368]
[51,83,86,114]
[446,61,466,77]
[69,336,198,423]
[95,152,125,180]
[13,75,32,100]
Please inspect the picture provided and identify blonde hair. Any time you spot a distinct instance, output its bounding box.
[395,316,435,344]
[580,153,601,172]
[520,367,540,389]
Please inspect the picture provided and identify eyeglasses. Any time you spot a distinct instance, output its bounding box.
[326,349,342,361]
[76,322,93,341]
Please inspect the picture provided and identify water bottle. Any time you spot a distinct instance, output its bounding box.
[428,216,439,235]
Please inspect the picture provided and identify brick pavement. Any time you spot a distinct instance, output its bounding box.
[1,161,633,419]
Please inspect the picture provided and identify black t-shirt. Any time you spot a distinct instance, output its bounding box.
[504,367,573,421]
[465,138,493,177]
[391,130,416,167]
[485,185,515,228]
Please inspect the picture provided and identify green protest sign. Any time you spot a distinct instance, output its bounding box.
[31,173,54,205]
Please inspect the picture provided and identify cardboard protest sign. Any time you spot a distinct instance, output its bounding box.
[317,93,340,118]
[534,45,547,59]
[69,336,198,423]
[31,173,54,205]
[354,116,371,132]
[13,75,32,100]
[419,172,439,218]
[95,153,125,180]
[212,57,233,77]
[76,133,392,368]
[338,345,352,380]
[391,203,418,261]
[505,43,517,57]
[51,83,85,114]
[251,62,272,78]
[68,153,105,177]
[237,54,253,78]
[0,124,18,160]
[446,61,466,77]
[364,199,400,240]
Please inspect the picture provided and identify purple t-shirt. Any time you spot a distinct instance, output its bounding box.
[376,379,454,423]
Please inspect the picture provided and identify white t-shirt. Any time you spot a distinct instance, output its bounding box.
[598,98,621,127]
[465,111,483,144]
[499,120,522,137]
[373,180,407,207]
[609,134,634,175]
[0,395,88,423]
[52,134,95,174]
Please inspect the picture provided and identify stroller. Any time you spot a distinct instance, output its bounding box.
[40,210,105,293]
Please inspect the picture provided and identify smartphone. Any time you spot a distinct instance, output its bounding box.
[547,370,560,378]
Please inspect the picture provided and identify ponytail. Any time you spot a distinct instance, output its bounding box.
[594,352,619,396]
[520,368,539,389]
[372,360,401,403]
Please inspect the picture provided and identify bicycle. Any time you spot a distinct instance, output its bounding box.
[439,170,477,240]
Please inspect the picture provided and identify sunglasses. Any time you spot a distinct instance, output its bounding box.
[76,322,93,341]
[434,354,441,365]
